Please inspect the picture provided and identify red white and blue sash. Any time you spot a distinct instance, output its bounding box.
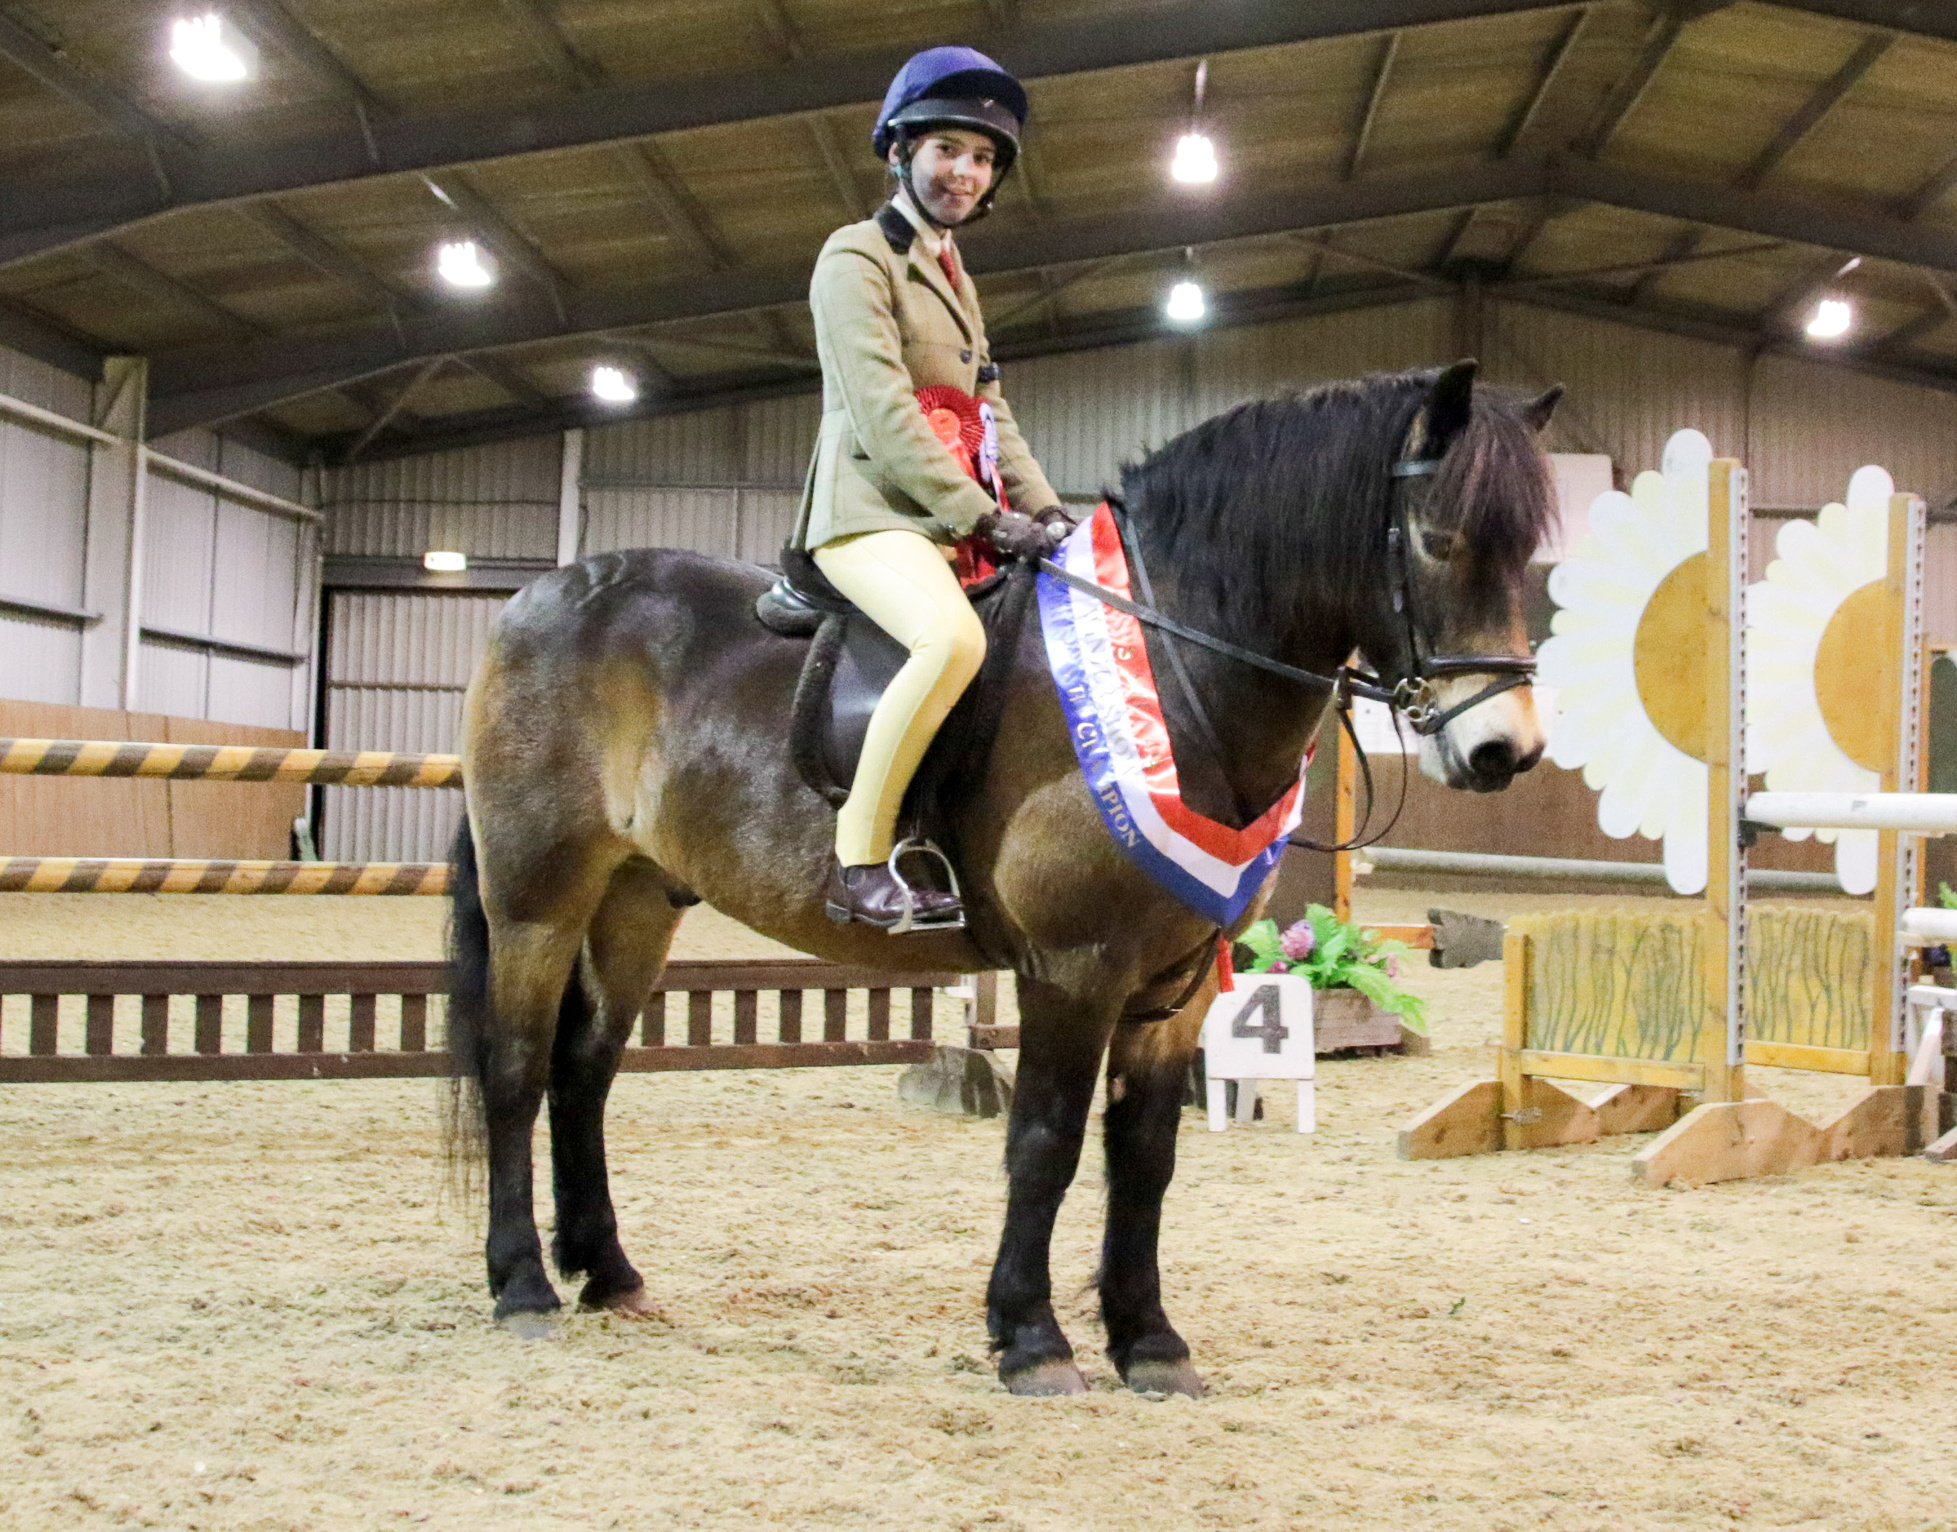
[1035,504,1308,926]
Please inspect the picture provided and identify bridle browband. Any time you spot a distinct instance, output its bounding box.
[1035,449,1538,740]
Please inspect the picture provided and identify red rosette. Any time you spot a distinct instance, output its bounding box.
[915,384,986,463]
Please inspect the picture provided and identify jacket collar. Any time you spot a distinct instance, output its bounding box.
[877,199,973,341]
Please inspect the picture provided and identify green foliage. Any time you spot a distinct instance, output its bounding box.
[1237,904,1430,1034]
[1939,881,1957,910]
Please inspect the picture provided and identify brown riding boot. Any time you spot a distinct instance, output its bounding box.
[823,851,964,933]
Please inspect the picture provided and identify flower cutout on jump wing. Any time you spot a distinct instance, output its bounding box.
[1538,429,1714,894]
[1746,465,1894,895]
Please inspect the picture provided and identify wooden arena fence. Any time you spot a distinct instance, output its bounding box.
[0,959,1003,1083]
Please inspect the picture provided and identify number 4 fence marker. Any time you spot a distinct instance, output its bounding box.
[1200,972,1316,1133]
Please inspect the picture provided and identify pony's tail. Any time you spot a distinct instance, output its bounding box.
[443,812,491,1211]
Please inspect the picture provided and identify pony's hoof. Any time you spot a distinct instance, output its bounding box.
[1123,1358,1206,1398]
[1003,1359,1088,1397]
[497,1311,559,1341]
[580,1283,664,1322]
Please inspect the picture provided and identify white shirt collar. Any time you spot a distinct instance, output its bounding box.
[892,191,949,261]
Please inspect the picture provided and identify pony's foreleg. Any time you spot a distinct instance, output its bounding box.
[1099,998,1210,1397]
[986,975,1115,1396]
[548,862,682,1317]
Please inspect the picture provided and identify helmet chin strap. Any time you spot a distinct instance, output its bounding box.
[901,174,955,231]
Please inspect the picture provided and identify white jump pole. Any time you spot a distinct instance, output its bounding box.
[1902,908,1957,945]
[1745,792,1957,834]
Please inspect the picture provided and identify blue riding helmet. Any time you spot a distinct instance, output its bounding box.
[872,45,1028,182]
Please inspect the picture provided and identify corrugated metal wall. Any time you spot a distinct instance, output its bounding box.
[137,426,315,731]
[0,352,318,727]
[0,347,93,705]
[324,435,561,559]
[319,592,504,862]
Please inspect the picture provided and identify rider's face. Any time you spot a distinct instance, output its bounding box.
[893,129,996,226]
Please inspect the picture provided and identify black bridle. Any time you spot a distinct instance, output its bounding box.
[1031,444,1539,850]
[1372,455,1539,736]
[1035,451,1537,737]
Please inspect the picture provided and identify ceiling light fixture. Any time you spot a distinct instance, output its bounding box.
[435,240,495,290]
[422,551,468,573]
[169,12,258,82]
[1165,279,1207,326]
[1169,58,1220,185]
[590,365,639,404]
[1170,134,1219,185]
[1806,297,1853,340]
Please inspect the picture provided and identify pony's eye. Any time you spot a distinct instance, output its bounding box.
[1420,531,1459,562]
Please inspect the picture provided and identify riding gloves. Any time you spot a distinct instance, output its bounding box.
[977,509,1066,561]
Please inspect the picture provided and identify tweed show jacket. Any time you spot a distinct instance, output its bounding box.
[792,202,1058,551]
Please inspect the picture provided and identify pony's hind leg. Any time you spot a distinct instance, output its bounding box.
[1098,1003,1209,1397]
[461,825,620,1336]
[548,860,683,1317]
[986,975,1115,1396]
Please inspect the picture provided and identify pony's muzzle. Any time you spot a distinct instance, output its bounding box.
[1420,680,1544,793]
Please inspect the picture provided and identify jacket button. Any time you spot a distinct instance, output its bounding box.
[960,349,972,363]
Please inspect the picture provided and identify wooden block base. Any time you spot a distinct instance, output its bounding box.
[1632,1086,1949,1187]
[1397,1076,1684,1160]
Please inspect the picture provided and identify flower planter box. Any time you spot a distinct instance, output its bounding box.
[1312,986,1429,1055]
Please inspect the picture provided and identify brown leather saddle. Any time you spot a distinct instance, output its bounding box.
[755,546,1019,811]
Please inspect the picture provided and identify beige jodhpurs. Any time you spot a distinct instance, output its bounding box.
[812,528,987,866]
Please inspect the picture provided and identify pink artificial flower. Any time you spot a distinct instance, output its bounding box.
[1268,960,1289,974]
[1385,957,1399,979]
[1279,920,1315,961]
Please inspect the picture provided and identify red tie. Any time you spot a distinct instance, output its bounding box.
[938,243,961,291]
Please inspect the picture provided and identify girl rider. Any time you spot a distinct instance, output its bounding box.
[793,46,1068,932]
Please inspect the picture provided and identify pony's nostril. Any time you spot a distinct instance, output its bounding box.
[1468,739,1517,781]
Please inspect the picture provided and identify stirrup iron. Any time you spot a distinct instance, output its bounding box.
[886,838,966,935]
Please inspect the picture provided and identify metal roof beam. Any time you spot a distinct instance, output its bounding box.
[494,0,601,91]
[143,154,1957,435]
[0,297,104,377]
[328,280,1431,464]
[0,0,1588,270]
[1496,5,1591,155]
[145,158,1548,433]
[1779,0,1957,42]
[1504,285,1957,396]
[1550,156,1957,270]
[85,242,263,339]
[238,201,410,317]
[341,357,447,463]
[1575,7,1685,158]
[1345,32,1401,181]
[0,9,178,145]
[228,1,389,116]
[1738,30,1892,189]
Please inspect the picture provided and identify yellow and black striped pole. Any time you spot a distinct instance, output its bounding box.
[0,859,451,895]
[0,738,462,787]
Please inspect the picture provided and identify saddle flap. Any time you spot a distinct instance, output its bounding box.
[822,616,908,790]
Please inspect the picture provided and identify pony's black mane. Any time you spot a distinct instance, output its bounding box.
[1116,368,1554,653]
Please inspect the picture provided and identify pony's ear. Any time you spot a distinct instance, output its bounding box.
[1424,358,1479,446]
[1522,384,1564,433]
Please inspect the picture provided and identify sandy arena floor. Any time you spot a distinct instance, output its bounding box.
[3,888,1956,1531]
